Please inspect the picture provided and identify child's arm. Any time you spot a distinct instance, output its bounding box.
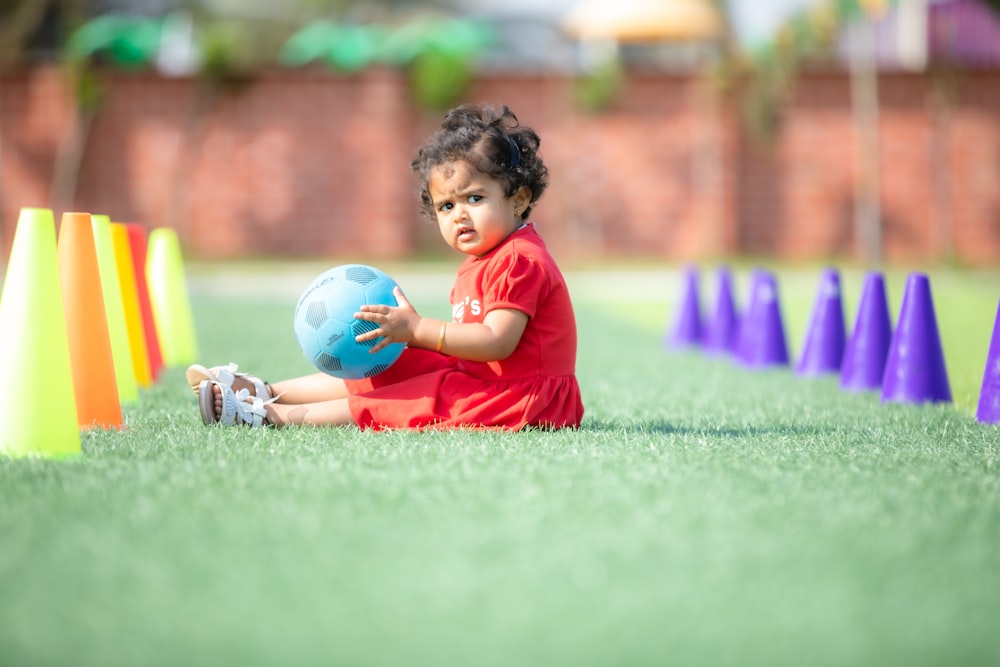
[355,287,528,362]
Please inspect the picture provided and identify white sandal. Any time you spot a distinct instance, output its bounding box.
[186,363,273,400]
[198,380,275,428]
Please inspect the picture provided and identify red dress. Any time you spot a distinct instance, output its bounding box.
[345,224,584,430]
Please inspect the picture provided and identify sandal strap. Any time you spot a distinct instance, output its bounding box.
[214,364,270,399]
[229,387,273,428]
[200,380,277,428]
[188,363,271,399]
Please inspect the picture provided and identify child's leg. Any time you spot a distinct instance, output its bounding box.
[204,378,355,427]
[271,372,350,404]
[265,397,355,427]
[188,365,350,403]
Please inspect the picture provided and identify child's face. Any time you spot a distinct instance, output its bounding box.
[427,160,530,258]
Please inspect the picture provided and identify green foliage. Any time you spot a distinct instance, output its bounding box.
[65,14,163,68]
[738,3,842,144]
[197,19,267,84]
[382,17,495,112]
[408,50,475,112]
[279,21,386,72]
[573,55,625,114]
[65,59,104,115]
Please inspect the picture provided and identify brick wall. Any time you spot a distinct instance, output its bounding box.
[1,64,998,265]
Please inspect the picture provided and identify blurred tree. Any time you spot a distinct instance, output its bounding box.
[573,53,625,113]
[0,0,464,70]
[1,0,475,221]
[378,15,494,110]
[728,0,890,265]
[736,1,842,144]
[172,0,462,80]
[0,0,90,66]
[0,1,49,65]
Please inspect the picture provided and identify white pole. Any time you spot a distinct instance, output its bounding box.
[850,15,882,266]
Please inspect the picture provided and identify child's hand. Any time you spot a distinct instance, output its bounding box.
[354,286,421,353]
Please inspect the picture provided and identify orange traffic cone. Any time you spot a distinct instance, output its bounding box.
[57,212,122,429]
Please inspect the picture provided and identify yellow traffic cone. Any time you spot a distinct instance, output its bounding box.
[146,227,199,366]
[92,214,139,403]
[0,208,80,457]
[111,222,153,388]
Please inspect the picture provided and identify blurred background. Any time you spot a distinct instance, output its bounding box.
[1,0,998,265]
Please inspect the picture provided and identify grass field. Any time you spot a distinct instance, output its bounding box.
[1,262,998,666]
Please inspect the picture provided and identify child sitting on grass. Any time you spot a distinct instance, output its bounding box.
[188,102,584,430]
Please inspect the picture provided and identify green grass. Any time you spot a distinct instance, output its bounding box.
[0,264,998,666]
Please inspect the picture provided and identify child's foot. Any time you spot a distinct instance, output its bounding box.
[186,363,273,399]
[198,380,274,428]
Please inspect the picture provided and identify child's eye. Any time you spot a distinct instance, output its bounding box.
[438,202,453,213]
[468,194,483,203]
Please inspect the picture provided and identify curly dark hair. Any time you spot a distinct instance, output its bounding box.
[411,103,549,221]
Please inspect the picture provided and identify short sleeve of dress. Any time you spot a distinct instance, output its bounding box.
[482,247,549,319]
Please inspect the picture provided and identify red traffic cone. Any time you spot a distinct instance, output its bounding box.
[126,224,164,383]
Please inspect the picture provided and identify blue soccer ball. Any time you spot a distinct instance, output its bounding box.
[293,264,406,379]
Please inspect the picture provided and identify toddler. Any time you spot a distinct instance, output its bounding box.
[189,103,584,430]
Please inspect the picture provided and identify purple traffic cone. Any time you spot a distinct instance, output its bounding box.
[975,298,1000,424]
[665,264,702,350]
[881,273,952,404]
[840,271,893,392]
[796,267,847,376]
[735,268,789,369]
[704,265,740,356]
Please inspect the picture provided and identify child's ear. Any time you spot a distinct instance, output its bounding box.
[512,186,532,216]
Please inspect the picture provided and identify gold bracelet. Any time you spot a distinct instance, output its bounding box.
[436,320,446,353]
